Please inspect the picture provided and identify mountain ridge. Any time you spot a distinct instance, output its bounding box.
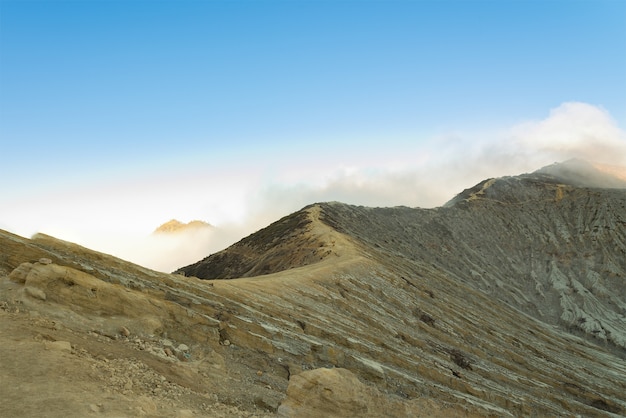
[178,161,626,354]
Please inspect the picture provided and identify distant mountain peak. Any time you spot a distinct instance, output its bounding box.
[154,219,212,234]
[534,158,626,188]
[445,159,626,208]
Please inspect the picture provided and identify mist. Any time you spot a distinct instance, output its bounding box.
[244,101,626,218]
[129,102,626,272]
[3,101,625,273]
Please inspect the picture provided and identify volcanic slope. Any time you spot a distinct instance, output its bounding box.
[179,160,626,352]
[176,161,626,416]
[1,160,625,417]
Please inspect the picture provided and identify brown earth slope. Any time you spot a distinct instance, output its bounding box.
[177,207,342,279]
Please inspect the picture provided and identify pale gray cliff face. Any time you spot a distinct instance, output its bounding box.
[318,174,626,354]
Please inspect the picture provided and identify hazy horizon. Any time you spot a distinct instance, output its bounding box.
[1,1,625,271]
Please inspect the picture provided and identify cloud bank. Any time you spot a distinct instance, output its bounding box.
[3,102,625,272]
[249,101,626,211]
[144,101,625,272]
[512,102,626,165]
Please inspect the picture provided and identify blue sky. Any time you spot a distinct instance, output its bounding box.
[1,0,625,270]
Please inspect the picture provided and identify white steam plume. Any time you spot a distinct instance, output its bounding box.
[140,101,626,272]
[3,101,624,272]
[511,102,626,165]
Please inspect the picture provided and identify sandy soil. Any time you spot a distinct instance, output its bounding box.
[0,305,276,418]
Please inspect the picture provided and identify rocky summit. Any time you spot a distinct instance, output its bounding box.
[2,160,626,417]
[154,219,212,234]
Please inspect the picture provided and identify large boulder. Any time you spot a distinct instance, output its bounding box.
[277,367,485,418]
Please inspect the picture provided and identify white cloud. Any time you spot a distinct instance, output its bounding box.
[243,101,626,224]
[511,102,626,165]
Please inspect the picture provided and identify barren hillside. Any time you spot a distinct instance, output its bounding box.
[180,161,626,354]
[2,160,626,417]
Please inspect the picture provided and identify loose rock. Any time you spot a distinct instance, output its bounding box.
[24,286,47,301]
[45,340,72,353]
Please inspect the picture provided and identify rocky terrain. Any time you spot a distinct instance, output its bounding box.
[2,160,626,417]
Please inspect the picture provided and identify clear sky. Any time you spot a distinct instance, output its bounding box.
[1,0,625,271]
